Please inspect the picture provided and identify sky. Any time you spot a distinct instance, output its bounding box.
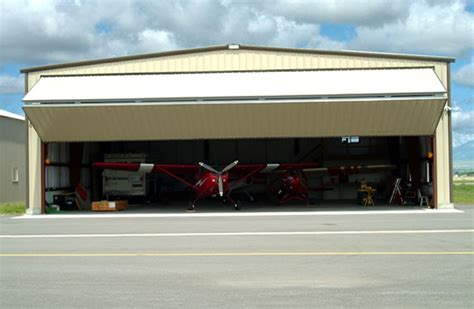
[0,0,473,148]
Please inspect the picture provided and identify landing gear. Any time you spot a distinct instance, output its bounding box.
[225,194,240,211]
[186,203,196,212]
[243,190,256,203]
[187,195,240,211]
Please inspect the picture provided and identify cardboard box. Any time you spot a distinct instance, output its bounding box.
[92,200,128,212]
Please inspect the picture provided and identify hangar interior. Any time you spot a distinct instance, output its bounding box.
[43,135,434,211]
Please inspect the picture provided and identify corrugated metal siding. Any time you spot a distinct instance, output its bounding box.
[0,117,26,203]
[24,98,446,142]
[27,50,447,90]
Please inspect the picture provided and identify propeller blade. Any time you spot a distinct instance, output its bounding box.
[222,160,239,173]
[199,162,218,174]
[218,175,224,197]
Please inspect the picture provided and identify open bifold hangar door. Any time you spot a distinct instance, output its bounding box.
[23,68,447,142]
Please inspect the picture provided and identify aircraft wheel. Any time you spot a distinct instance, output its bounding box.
[187,203,196,212]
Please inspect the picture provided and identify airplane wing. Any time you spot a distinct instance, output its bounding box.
[93,162,321,174]
[93,161,324,190]
[301,164,396,175]
[227,162,321,187]
[93,162,201,190]
[93,162,200,174]
[232,162,321,174]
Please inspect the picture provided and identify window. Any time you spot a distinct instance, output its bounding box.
[341,136,360,144]
[12,167,19,183]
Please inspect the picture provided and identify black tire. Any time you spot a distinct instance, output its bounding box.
[187,202,196,212]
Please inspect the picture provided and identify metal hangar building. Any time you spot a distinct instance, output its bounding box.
[21,44,454,214]
[0,109,26,204]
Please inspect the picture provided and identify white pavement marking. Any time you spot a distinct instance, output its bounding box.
[11,208,463,219]
[1,229,473,239]
[2,251,474,257]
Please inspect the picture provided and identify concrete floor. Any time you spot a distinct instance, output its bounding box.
[59,198,427,214]
[1,205,472,308]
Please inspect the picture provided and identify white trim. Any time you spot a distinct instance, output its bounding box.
[11,167,19,183]
[12,208,463,219]
[137,163,154,173]
[23,95,447,108]
[261,164,280,173]
[437,203,455,209]
[0,109,25,121]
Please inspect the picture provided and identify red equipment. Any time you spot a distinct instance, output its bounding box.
[92,161,321,211]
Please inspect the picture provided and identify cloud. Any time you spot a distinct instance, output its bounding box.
[452,132,474,147]
[254,0,412,27]
[349,0,474,56]
[0,75,23,93]
[454,62,474,87]
[136,29,178,52]
[0,0,351,67]
[452,109,474,135]
[452,103,474,147]
[0,0,472,71]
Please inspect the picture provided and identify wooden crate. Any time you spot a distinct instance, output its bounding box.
[91,200,128,212]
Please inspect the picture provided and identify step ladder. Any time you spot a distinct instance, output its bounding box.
[389,178,403,205]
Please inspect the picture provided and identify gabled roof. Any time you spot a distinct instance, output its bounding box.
[0,109,25,121]
[20,44,455,74]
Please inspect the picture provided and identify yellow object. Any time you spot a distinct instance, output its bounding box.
[92,200,128,212]
[359,186,376,206]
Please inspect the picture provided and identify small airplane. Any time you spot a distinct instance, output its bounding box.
[93,161,395,211]
[93,160,321,211]
[268,164,396,204]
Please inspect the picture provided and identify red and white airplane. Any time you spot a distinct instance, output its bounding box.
[93,161,321,210]
[93,161,394,211]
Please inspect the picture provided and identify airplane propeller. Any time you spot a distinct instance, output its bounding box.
[199,160,239,196]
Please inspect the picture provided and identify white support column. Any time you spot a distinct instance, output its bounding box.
[26,121,43,215]
[433,63,453,209]
[435,107,453,209]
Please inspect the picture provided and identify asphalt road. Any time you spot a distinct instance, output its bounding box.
[1,206,473,308]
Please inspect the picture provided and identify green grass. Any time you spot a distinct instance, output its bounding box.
[0,202,26,216]
[453,183,474,205]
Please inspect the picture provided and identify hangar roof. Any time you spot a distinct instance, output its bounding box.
[20,44,455,74]
[0,109,25,121]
